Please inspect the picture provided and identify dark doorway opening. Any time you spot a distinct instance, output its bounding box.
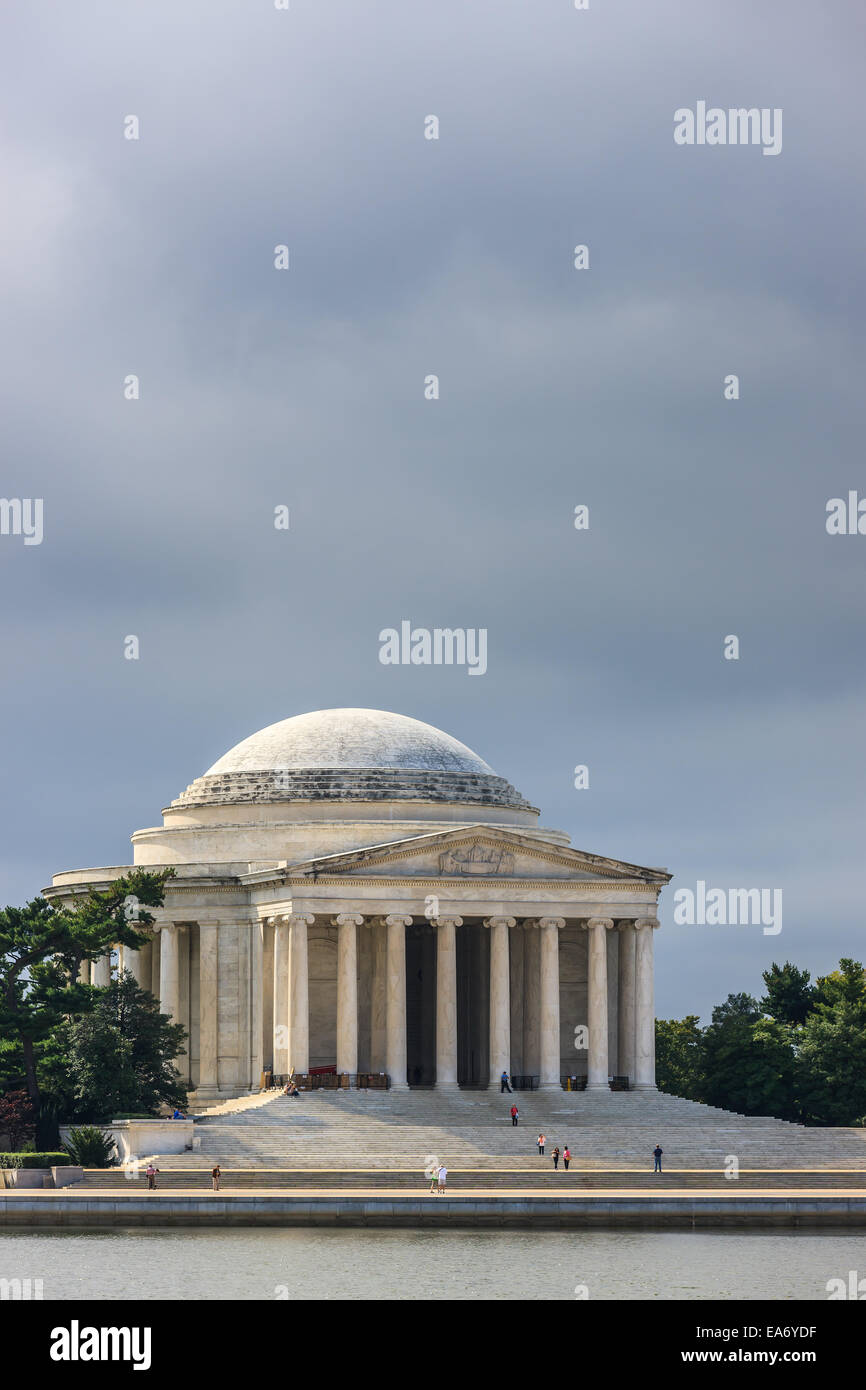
[406,923,436,1086]
[457,920,490,1087]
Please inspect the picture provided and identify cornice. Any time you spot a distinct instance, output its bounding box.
[277,876,658,892]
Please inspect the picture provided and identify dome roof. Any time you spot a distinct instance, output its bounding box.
[168,708,535,814]
[205,708,496,777]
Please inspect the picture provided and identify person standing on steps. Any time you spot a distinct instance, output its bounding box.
[145,1163,159,1191]
[428,1162,440,1195]
[563,1146,571,1171]
[552,1146,560,1171]
[510,1103,519,1126]
[653,1144,663,1174]
[211,1164,221,1192]
[437,1163,447,1196]
[500,1069,512,1093]
[537,1133,545,1156]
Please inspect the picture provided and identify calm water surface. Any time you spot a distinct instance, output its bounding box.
[2,1229,865,1299]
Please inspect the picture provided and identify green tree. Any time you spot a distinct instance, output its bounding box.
[814,958,866,1010]
[797,961,866,1125]
[65,971,187,1120]
[655,1016,703,1100]
[700,994,797,1119]
[760,961,816,1025]
[0,870,172,1143]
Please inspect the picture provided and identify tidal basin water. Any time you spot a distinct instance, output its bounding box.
[2,1229,865,1300]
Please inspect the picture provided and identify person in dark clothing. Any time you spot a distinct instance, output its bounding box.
[653,1144,663,1174]
[500,1070,512,1093]
[552,1146,560,1170]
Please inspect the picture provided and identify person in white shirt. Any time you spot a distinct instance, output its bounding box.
[437,1164,448,1195]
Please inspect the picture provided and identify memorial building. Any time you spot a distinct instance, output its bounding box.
[48,708,670,1102]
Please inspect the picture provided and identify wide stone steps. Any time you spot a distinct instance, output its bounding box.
[79,1167,866,1192]
[133,1090,866,1172]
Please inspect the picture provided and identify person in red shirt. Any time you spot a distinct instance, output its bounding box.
[510,1104,519,1126]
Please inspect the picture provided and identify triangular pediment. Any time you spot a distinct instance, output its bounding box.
[287,825,670,884]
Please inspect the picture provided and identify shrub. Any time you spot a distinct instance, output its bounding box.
[0,1152,71,1168]
[63,1126,117,1168]
[0,1090,36,1151]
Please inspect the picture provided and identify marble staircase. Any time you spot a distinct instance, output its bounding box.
[134,1088,866,1173]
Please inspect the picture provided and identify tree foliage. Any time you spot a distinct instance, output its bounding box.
[655,1015,703,1100]
[0,870,172,1143]
[64,970,187,1121]
[760,961,816,1025]
[656,959,866,1126]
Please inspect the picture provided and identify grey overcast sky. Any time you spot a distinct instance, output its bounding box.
[1,0,864,1020]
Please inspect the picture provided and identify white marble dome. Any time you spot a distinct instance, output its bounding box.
[205,708,496,777]
[168,708,534,814]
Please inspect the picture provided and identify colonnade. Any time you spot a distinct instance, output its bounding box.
[83,913,658,1094]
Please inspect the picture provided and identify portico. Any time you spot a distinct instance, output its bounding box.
[49,709,670,1101]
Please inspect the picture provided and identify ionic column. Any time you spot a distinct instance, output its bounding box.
[485,917,515,1088]
[159,922,187,1084]
[150,935,161,997]
[120,945,139,989]
[272,918,290,1076]
[122,940,148,988]
[250,920,264,1089]
[432,916,462,1089]
[538,918,565,1089]
[523,925,540,1076]
[287,914,314,1075]
[384,914,412,1089]
[158,925,181,1024]
[634,918,658,1089]
[198,921,220,1096]
[333,914,363,1075]
[369,920,387,1073]
[586,918,613,1088]
[617,921,637,1085]
[92,952,112,988]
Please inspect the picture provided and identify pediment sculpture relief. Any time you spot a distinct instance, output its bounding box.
[439,842,515,876]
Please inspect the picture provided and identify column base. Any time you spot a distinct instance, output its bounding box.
[434,1082,461,1091]
[633,1082,657,1091]
[585,1081,609,1090]
[191,1085,221,1098]
[537,1081,562,1092]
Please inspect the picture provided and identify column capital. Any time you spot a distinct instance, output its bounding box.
[284,913,315,927]
[332,913,364,929]
[383,913,413,928]
[535,916,566,931]
[431,915,463,929]
[635,917,660,930]
[616,919,637,932]
[482,916,516,930]
[587,917,615,931]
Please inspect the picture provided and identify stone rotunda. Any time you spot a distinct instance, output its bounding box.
[47,708,671,1103]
